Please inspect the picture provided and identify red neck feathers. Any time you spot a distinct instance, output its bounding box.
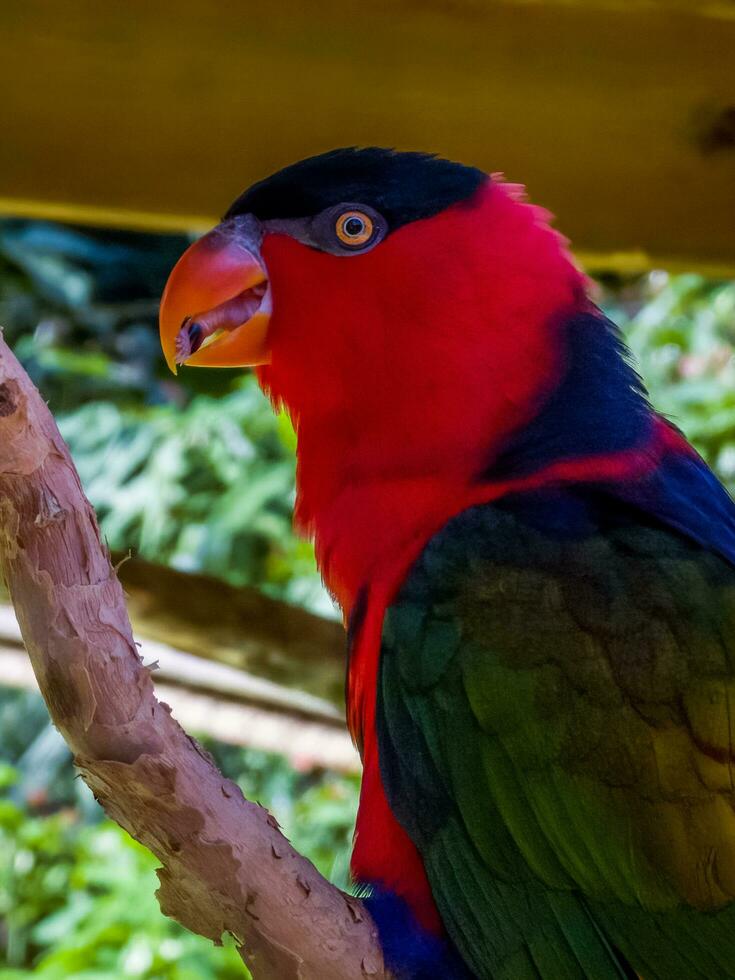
[257,180,588,614]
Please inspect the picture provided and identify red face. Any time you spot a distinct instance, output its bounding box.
[160,180,585,481]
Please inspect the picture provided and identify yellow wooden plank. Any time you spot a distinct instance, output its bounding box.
[1,1,734,273]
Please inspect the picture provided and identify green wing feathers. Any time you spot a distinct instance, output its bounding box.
[377,495,735,979]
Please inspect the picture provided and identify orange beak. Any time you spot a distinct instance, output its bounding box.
[159,216,271,373]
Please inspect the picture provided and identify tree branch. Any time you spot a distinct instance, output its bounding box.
[0,334,386,980]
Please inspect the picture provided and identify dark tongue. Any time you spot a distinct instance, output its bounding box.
[175,288,264,363]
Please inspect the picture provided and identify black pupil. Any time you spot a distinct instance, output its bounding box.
[344,216,365,238]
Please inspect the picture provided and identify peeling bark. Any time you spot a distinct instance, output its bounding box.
[0,335,386,980]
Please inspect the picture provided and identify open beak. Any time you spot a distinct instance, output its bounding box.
[159,215,271,373]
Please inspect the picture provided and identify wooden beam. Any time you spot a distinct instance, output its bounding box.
[0,551,347,708]
[0,603,343,722]
[114,554,347,708]
[0,604,359,772]
[1,1,734,273]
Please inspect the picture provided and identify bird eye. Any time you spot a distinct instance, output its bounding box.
[335,210,374,248]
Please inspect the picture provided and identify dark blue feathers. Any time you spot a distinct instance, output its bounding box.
[362,887,474,980]
[488,310,653,480]
[615,444,735,567]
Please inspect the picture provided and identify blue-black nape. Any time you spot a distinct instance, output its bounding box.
[486,309,654,481]
[224,147,486,231]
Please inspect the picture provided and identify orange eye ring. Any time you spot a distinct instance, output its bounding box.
[335,210,374,247]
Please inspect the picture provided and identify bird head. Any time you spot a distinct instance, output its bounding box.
[160,149,586,456]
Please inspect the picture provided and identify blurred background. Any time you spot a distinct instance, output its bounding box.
[0,1,734,977]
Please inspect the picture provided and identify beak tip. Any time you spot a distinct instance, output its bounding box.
[162,344,180,375]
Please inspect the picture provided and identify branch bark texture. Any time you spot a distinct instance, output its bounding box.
[0,335,386,980]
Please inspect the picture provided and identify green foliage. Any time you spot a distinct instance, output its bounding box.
[0,691,359,978]
[57,381,325,611]
[0,792,247,979]
[610,274,735,488]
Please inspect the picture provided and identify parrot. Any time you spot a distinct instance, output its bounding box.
[158,147,735,980]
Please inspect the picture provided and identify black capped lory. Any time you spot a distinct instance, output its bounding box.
[159,148,735,980]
